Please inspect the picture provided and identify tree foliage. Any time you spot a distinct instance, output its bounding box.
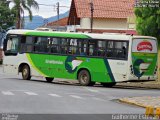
[0,0,16,30]
[134,0,160,41]
[10,0,39,29]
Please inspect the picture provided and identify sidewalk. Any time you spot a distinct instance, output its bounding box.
[119,96,160,108]
[117,81,160,89]
[119,96,160,109]
[118,81,160,109]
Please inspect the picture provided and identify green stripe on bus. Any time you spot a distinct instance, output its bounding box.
[103,59,115,82]
[25,32,91,39]
[26,53,48,77]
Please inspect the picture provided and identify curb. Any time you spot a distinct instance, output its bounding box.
[119,98,147,108]
[119,96,160,109]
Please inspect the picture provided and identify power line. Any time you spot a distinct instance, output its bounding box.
[38,3,54,6]
[38,3,69,8]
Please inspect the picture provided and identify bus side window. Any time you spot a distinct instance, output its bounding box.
[68,39,78,55]
[106,41,128,59]
[20,36,26,53]
[78,39,87,56]
[34,37,49,53]
[97,40,106,57]
[106,41,114,58]
[88,40,97,56]
[115,42,127,59]
[60,38,68,54]
[50,38,59,54]
[4,35,19,56]
[25,36,34,52]
[8,38,18,52]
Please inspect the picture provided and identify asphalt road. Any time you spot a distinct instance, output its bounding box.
[0,65,159,115]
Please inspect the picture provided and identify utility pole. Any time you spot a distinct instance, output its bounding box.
[90,0,94,33]
[57,2,60,31]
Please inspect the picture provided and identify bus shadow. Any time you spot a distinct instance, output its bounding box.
[18,78,81,86]
[16,79,160,90]
[8,78,160,90]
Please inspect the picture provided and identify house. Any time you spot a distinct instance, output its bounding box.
[67,0,136,34]
[40,17,68,31]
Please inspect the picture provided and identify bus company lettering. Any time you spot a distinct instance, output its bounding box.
[137,41,153,51]
[45,60,63,65]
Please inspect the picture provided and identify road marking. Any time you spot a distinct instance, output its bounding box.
[70,95,84,99]
[66,93,95,97]
[108,96,120,100]
[24,92,38,95]
[85,88,99,93]
[3,90,30,92]
[92,97,106,102]
[2,91,14,95]
[48,94,62,97]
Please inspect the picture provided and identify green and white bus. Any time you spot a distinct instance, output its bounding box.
[2,29,158,87]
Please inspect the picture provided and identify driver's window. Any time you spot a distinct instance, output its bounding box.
[7,37,19,52]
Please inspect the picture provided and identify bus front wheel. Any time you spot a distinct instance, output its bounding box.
[78,70,95,86]
[22,65,31,80]
[45,77,54,83]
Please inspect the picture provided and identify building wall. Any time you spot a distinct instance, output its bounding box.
[80,18,128,30]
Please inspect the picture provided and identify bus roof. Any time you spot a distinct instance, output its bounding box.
[7,29,156,41]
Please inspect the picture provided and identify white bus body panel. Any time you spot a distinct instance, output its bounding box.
[108,60,128,82]
[3,54,41,77]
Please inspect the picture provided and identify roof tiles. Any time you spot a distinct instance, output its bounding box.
[73,0,135,18]
[47,17,68,26]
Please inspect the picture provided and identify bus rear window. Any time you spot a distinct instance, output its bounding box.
[132,39,157,53]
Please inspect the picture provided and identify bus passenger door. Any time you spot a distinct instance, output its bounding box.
[106,41,129,82]
[3,35,19,74]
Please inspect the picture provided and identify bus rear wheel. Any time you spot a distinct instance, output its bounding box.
[78,70,95,86]
[22,65,31,80]
[101,82,116,87]
[45,77,54,83]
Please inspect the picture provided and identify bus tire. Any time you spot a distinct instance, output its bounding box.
[78,70,95,86]
[45,77,54,83]
[22,65,31,80]
[101,82,116,87]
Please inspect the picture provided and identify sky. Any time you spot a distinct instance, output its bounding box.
[11,0,72,18]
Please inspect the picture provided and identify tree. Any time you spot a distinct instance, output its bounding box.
[135,0,160,80]
[134,0,160,41]
[0,0,16,30]
[10,0,39,29]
